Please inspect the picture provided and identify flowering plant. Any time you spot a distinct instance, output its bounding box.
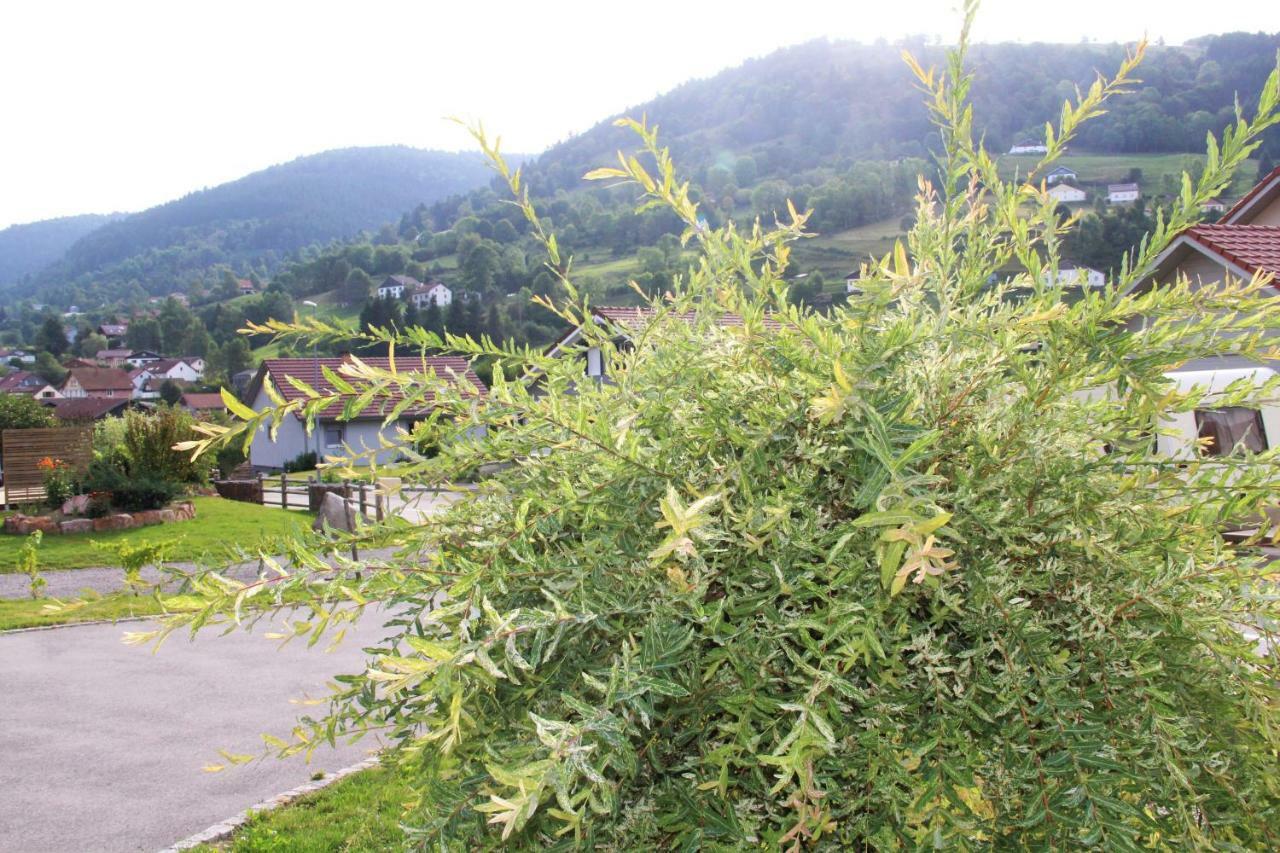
[39,456,77,510]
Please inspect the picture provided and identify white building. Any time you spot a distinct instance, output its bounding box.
[1042,265,1106,288]
[245,356,488,469]
[1046,183,1087,204]
[376,274,420,300]
[1009,142,1048,155]
[1045,166,1078,184]
[411,282,452,310]
[1107,183,1141,204]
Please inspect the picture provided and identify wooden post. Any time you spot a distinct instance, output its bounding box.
[257,472,264,505]
[280,471,288,509]
[375,490,384,523]
[343,479,359,562]
[359,482,368,519]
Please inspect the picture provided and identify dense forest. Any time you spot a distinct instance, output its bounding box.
[0,147,496,306]
[0,213,122,284]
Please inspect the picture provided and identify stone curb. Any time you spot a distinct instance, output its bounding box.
[157,756,382,852]
[0,613,160,635]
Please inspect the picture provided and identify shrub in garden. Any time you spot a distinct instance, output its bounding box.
[82,457,180,512]
[283,450,318,473]
[122,407,207,484]
[162,20,1280,849]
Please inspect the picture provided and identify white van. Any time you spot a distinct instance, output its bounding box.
[1157,361,1280,460]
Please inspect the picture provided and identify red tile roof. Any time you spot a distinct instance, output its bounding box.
[62,366,134,392]
[1219,165,1280,225]
[249,356,487,420]
[181,392,226,411]
[50,397,132,421]
[1184,224,1280,281]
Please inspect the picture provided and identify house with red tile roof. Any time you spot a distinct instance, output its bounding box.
[0,370,61,400]
[180,392,227,417]
[1133,165,1280,299]
[243,355,487,469]
[58,366,134,400]
[1128,166,1280,459]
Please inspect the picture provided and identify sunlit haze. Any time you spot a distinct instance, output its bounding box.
[2,0,1277,227]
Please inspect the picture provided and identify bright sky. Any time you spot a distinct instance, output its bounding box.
[2,0,1277,228]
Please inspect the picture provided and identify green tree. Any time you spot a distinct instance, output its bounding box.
[77,332,109,358]
[0,393,55,453]
[342,268,374,305]
[36,315,68,356]
[220,338,252,379]
[461,241,499,293]
[32,351,66,385]
[149,28,1280,850]
[126,316,163,352]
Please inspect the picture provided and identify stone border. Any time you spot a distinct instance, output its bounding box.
[3,500,195,536]
[158,756,381,852]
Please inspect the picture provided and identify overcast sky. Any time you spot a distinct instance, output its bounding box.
[1,0,1277,228]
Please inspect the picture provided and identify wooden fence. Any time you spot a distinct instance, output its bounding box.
[217,473,390,521]
[2,427,95,507]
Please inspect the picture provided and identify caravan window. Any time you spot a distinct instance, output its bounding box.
[1194,407,1267,456]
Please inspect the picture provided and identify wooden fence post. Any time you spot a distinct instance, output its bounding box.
[343,479,359,562]
[257,472,264,506]
[359,482,368,519]
[375,490,384,523]
[281,472,289,509]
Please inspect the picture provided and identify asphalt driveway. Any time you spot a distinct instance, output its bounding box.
[0,611,395,852]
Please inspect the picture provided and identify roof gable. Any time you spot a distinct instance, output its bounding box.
[1219,165,1280,225]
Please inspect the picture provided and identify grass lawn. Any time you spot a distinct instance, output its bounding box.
[0,496,314,573]
[0,592,175,631]
[195,763,410,852]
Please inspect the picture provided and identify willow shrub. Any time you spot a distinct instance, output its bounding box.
[158,18,1280,850]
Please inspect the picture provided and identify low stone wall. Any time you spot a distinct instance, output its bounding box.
[3,501,196,536]
[214,479,262,504]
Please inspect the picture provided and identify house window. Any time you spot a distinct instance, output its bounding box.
[323,426,345,448]
[1195,407,1267,456]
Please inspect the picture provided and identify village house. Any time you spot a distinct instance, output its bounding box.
[1046,183,1087,204]
[376,274,420,300]
[1201,198,1228,215]
[1107,182,1141,204]
[96,348,134,367]
[128,367,159,400]
[148,357,204,383]
[236,278,257,296]
[844,270,864,295]
[244,355,488,469]
[180,392,227,417]
[410,281,452,310]
[0,370,61,400]
[97,323,128,344]
[1045,166,1078,184]
[124,350,163,368]
[49,396,136,422]
[57,366,134,399]
[1128,165,1280,458]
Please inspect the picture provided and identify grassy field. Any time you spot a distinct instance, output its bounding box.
[0,592,177,631]
[0,496,314,572]
[195,763,410,852]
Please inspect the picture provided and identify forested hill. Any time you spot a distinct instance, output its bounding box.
[0,213,123,284]
[520,33,1280,196]
[14,147,495,306]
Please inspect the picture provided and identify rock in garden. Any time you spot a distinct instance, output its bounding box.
[58,519,94,534]
[312,492,358,533]
[93,514,135,532]
[61,495,91,516]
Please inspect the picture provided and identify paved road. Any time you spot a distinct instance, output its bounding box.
[0,610,396,852]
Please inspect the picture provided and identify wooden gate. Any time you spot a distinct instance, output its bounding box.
[2,427,94,507]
